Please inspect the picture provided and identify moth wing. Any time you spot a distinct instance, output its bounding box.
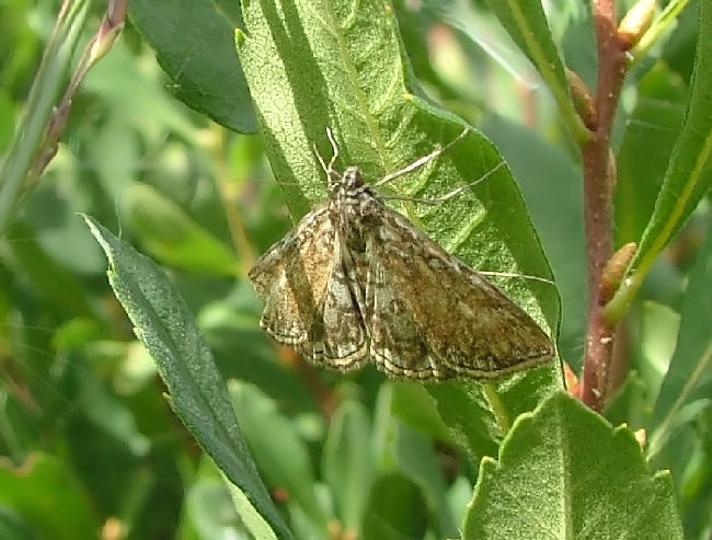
[298,255,369,370]
[366,258,453,379]
[372,211,554,378]
[248,206,337,345]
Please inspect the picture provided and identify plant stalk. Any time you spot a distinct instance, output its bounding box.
[0,0,126,237]
[578,0,629,411]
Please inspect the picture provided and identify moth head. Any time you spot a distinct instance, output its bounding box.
[342,166,365,191]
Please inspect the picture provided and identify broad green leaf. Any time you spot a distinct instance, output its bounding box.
[228,380,329,532]
[83,216,292,540]
[129,0,256,133]
[649,220,712,459]
[123,183,240,276]
[483,114,585,367]
[322,400,373,534]
[482,0,587,141]
[462,392,683,540]
[0,453,99,540]
[607,0,712,318]
[236,0,562,458]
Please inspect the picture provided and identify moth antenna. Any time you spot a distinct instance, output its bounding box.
[375,127,469,188]
[313,142,329,176]
[380,161,505,205]
[478,271,557,288]
[325,127,340,171]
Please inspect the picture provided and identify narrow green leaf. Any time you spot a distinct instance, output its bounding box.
[228,380,329,532]
[372,384,458,538]
[648,220,712,459]
[615,64,688,244]
[636,302,681,416]
[83,216,292,540]
[236,0,562,458]
[361,472,428,540]
[123,183,240,276]
[390,381,452,443]
[322,400,373,534]
[607,0,712,320]
[462,392,683,540]
[482,0,588,141]
[129,0,256,133]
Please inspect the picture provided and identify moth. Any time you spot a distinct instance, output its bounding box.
[248,129,554,380]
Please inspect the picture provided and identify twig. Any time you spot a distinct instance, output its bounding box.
[578,0,629,411]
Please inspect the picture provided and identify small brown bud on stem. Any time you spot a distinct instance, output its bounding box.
[599,242,637,305]
[618,0,656,51]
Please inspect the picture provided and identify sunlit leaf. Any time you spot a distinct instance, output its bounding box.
[462,392,683,539]
[236,0,562,459]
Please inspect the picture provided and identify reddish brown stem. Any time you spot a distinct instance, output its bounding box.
[578,0,629,411]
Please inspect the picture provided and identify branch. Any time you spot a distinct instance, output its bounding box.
[578,0,629,411]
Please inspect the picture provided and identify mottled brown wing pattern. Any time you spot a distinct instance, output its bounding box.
[368,209,554,379]
[366,258,453,379]
[249,204,369,369]
[297,255,369,370]
[248,205,336,345]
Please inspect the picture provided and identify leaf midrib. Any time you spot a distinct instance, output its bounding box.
[323,1,392,171]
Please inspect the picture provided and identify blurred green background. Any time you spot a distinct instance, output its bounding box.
[1,0,710,539]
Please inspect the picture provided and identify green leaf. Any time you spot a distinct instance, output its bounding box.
[361,472,428,540]
[482,0,587,141]
[322,400,373,534]
[83,216,292,540]
[129,0,256,133]
[228,380,329,532]
[179,459,248,540]
[462,392,683,540]
[649,219,712,459]
[615,64,688,244]
[236,0,562,457]
[0,453,99,540]
[607,0,712,319]
[425,381,500,460]
[123,183,240,276]
[390,381,452,443]
[482,114,585,367]
[372,384,458,538]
